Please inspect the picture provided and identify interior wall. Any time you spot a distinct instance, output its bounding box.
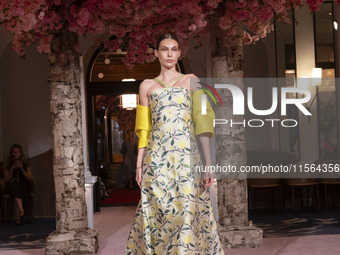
[295,5,319,163]
[0,42,52,158]
[0,28,14,161]
[335,2,340,160]
[244,33,278,152]
[0,29,54,216]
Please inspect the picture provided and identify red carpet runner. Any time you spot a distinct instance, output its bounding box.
[100,188,141,205]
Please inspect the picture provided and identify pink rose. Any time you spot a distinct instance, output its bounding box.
[243,31,252,44]
[188,24,197,31]
[38,12,45,20]
[77,8,91,27]
[284,17,292,24]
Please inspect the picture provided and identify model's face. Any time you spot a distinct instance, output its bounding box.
[154,39,181,68]
[12,148,21,159]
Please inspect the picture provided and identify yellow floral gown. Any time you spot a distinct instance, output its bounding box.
[125,83,224,254]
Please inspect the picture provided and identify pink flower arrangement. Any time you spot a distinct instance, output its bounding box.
[0,0,329,65]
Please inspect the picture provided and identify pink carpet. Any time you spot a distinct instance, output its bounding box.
[87,207,340,255]
[1,207,340,255]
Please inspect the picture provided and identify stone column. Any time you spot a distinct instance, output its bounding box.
[209,15,263,248]
[45,31,98,254]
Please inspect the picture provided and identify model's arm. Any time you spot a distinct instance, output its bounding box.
[190,74,216,187]
[197,134,215,187]
[135,80,151,188]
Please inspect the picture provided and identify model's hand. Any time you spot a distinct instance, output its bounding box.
[204,167,216,187]
[136,168,142,188]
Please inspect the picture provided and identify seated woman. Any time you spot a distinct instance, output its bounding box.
[4,144,33,225]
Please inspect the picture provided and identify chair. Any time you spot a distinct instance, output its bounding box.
[1,176,35,224]
[246,151,298,213]
[314,159,340,212]
[284,164,320,213]
[318,179,340,212]
[248,176,281,214]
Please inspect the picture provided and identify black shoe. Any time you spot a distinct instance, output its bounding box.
[16,220,21,225]
[20,212,25,219]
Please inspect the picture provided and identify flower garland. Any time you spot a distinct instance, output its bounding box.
[0,0,334,68]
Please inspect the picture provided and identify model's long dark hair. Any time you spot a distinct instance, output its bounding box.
[5,144,29,170]
[156,33,180,50]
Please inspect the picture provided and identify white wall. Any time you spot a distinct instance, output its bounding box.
[295,5,319,162]
[243,32,279,151]
[0,35,52,159]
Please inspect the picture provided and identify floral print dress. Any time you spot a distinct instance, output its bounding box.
[125,77,224,255]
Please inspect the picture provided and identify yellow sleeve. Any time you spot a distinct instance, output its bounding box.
[192,89,215,138]
[135,104,152,149]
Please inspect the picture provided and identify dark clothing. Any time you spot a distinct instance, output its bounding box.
[5,162,33,207]
[99,166,110,181]
[113,140,138,188]
[119,140,138,180]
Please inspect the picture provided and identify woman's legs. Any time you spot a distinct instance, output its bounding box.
[14,197,24,222]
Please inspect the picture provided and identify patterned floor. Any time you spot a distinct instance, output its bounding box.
[0,218,55,250]
[251,208,340,238]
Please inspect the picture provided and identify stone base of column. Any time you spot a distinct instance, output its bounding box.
[218,223,263,249]
[45,228,98,254]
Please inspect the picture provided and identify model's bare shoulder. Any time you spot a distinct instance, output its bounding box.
[139,79,154,89]
[184,74,201,93]
[139,79,154,94]
[139,79,153,106]
[185,73,198,79]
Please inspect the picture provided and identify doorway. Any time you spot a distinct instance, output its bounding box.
[86,47,185,212]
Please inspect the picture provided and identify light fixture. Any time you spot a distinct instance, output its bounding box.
[122,78,136,82]
[121,94,138,110]
[98,73,104,79]
[334,21,338,30]
[312,68,322,86]
[104,53,110,64]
